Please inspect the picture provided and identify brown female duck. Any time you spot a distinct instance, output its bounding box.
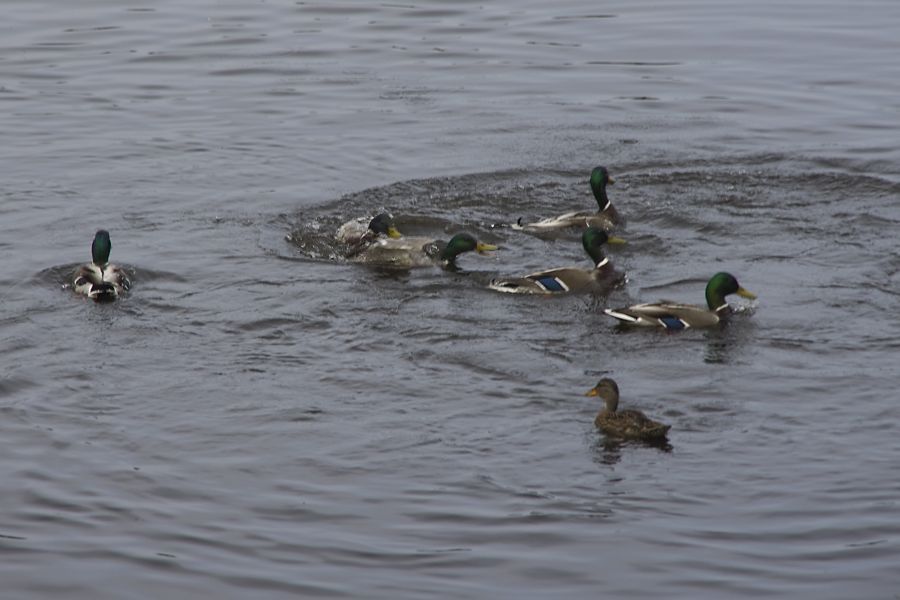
[587,378,670,442]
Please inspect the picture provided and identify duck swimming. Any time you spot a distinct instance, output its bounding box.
[352,232,497,270]
[604,272,756,330]
[513,166,623,233]
[72,230,131,302]
[339,212,403,257]
[488,227,625,294]
[588,378,670,442]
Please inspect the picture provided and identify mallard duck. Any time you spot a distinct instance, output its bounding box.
[588,378,670,442]
[336,212,402,244]
[513,166,622,233]
[604,272,756,330]
[339,212,403,257]
[72,230,131,302]
[352,232,497,270]
[488,227,625,294]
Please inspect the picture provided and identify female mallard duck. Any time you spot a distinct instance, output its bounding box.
[513,166,622,233]
[352,232,497,270]
[604,272,756,330]
[339,212,403,257]
[488,227,625,294]
[588,378,670,442]
[72,230,131,302]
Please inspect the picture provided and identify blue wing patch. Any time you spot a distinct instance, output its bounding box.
[658,316,688,330]
[531,276,568,292]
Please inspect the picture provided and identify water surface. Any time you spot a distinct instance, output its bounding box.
[2,1,899,598]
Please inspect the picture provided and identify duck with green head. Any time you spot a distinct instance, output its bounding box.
[72,230,132,302]
[588,378,670,442]
[604,272,756,330]
[352,232,497,270]
[513,166,623,233]
[488,227,625,294]
[339,212,403,257]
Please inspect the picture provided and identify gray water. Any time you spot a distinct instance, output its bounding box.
[2,1,899,598]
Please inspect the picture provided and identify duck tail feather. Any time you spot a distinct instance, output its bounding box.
[603,308,638,322]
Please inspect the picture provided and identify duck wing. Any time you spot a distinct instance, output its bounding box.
[351,236,436,268]
[604,302,720,329]
[512,210,602,232]
[335,216,371,244]
[596,410,670,441]
[488,266,593,294]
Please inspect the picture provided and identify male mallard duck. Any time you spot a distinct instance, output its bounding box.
[588,378,670,442]
[604,272,756,330]
[339,212,403,257]
[488,227,625,294]
[72,230,131,302]
[352,232,497,270]
[513,166,622,233]
[336,212,402,244]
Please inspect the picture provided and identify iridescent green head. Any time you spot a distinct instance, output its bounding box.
[585,377,620,412]
[705,272,757,311]
[589,166,615,211]
[439,233,497,262]
[91,230,112,265]
[581,226,625,265]
[368,212,402,239]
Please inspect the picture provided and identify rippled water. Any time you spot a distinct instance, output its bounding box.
[2,1,900,598]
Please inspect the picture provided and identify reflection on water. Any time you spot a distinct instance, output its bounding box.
[591,436,673,466]
[703,317,756,365]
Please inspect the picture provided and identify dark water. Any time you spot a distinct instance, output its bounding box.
[2,1,899,598]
